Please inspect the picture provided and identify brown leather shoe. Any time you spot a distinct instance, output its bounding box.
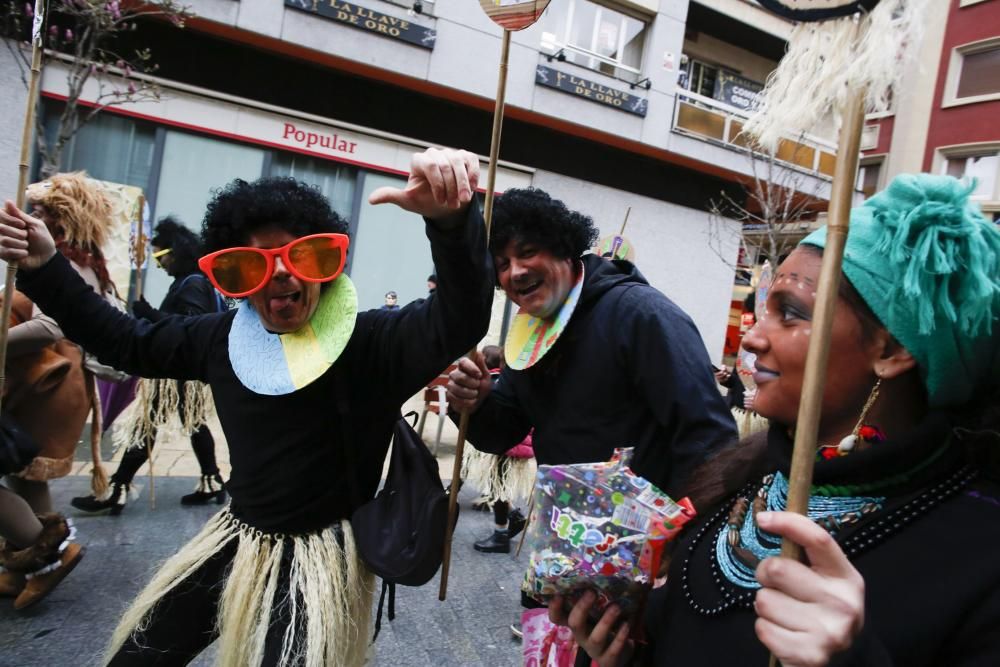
[0,570,25,597]
[13,543,84,610]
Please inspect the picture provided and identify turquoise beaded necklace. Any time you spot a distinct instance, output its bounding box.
[715,472,884,589]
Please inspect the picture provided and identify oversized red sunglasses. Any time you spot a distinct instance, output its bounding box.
[198,233,349,298]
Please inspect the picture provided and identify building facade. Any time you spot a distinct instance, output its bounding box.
[863,0,1000,221]
[0,0,847,358]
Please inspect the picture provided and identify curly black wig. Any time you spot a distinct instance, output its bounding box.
[489,188,598,260]
[201,177,349,253]
[151,216,202,276]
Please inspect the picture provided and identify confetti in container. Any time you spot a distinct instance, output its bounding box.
[522,448,696,623]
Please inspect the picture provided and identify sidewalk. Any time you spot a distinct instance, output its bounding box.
[2,394,528,666]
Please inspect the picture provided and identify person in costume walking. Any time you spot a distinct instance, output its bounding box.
[557,174,1000,667]
[448,187,736,642]
[0,146,493,666]
[464,344,531,554]
[0,172,124,610]
[71,217,226,515]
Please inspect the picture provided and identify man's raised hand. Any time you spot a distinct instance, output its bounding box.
[0,201,57,271]
[368,147,480,222]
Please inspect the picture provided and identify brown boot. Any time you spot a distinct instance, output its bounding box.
[0,570,25,597]
[14,542,84,610]
[0,513,84,611]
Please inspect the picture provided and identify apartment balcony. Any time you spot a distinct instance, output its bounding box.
[671,90,838,179]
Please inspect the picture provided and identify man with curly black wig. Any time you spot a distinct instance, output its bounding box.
[449,187,736,558]
[0,147,493,666]
[71,217,226,516]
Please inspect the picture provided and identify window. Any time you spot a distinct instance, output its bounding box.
[541,0,648,81]
[857,158,884,199]
[41,103,157,193]
[943,152,1000,202]
[945,39,1000,106]
[679,57,718,99]
[269,153,358,220]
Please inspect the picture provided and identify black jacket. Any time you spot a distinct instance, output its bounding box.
[643,415,1000,666]
[135,273,220,321]
[19,210,493,533]
[465,253,737,496]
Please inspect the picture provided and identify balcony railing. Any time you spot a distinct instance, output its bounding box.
[672,90,838,178]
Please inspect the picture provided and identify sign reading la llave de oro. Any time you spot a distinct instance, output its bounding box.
[286,0,436,49]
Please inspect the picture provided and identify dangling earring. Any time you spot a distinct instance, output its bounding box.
[836,376,885,455]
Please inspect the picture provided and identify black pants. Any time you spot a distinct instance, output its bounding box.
[108,540,303,666]
[112,386,218,486]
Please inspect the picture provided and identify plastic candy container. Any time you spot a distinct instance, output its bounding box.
[522,448,696,620]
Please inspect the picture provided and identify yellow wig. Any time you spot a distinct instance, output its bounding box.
[25,171,112,250]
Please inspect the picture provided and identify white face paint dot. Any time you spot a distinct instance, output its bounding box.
[811,292,817,298]
[792,330,799,337]
[797,282,805,290]
[804,328,812,336]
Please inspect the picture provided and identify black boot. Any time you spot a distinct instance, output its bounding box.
[180,474,226,506]
[71,481,129,516]
[508,509,527,539]
[474,529,510,554]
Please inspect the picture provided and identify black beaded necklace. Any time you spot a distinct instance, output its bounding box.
[681,465,978,616]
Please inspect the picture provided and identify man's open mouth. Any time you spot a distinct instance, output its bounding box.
[270,291,302,310]
[515,280,542,297]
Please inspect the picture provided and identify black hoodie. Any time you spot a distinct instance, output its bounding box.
[466,253,737,496]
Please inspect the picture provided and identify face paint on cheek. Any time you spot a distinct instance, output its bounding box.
[804,328,812,336]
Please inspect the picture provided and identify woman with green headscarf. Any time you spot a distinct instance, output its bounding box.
[554,174,1000,667]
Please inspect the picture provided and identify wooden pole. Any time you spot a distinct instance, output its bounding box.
[767,89,866,667]
[619,207,630,237]
[0,0,47,417]
[131,199,156,509]
[439,28,512,602]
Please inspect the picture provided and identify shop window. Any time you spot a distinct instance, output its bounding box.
[945,39,1000,105]
[269,153,358,220]
[41,103,157,193]
[540,0,648,81]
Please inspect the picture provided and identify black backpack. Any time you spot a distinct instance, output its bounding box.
[352,412,451,586]
[340,407,453,637]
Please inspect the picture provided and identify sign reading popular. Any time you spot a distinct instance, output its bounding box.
[535,65,648,117]
[285,0,436,50]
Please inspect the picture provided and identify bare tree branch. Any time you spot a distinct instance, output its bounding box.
[3,0,191,176]
[707,148,827,272]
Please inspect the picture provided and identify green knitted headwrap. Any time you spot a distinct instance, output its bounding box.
[802,174,1000,408]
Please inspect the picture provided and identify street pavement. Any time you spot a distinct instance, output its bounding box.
[0,477,528,666]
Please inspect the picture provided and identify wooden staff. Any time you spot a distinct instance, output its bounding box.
[131,198,156,509]
[439,28,512,602]
[0,0,47,417]
[768,90,866,667]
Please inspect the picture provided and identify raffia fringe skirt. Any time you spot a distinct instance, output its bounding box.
[112,378,216,453]
[105,508,374,667]
[462,448,536,506]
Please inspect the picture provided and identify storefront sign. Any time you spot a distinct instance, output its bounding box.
[714,71,763,112]
[285,0,436,50]
[535,65,648,117]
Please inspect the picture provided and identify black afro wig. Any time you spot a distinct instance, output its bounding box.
[489,188,597,260]
[201,177,349,253]
[151,216,202,275]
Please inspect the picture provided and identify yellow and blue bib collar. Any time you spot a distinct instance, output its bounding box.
[504,264,584,371]
[228,275,358,395]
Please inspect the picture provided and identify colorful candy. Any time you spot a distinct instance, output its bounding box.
[522,448,696,620]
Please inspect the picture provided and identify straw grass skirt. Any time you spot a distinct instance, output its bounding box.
[462,448,536,506]
[105,508,374,667]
